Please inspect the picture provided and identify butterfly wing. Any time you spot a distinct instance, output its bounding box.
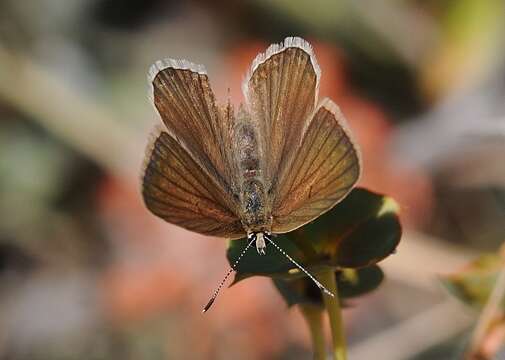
[142,128,244,238]
[272,98,361,233]
[149,59,239,205]
[242,37,359,232]
[145,60,243,238]
[242,37,320,192]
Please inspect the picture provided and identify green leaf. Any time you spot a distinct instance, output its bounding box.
[338,266,384,298]
[273,266,384,308]
[227,235,306,283]
[441,253,505,309]
[226,187,401,284]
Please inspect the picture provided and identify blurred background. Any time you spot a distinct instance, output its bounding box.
[0,0,504,359]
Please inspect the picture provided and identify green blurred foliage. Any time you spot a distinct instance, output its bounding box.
[441,253,505,309]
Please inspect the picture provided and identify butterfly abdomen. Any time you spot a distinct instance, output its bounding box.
[234,121,271,232]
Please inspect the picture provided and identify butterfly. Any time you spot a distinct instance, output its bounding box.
[141,37,361,311]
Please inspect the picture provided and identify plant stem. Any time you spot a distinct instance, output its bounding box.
[300,304,327,360]
[467,264,505,359]
[319,269,347,360]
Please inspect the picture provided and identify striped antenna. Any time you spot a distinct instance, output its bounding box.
[264,235,335,297]
[202,236,256,313]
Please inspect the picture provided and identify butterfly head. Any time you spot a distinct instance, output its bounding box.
[247,231,272,255]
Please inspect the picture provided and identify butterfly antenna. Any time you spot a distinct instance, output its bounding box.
[264,235,335,298]
[202,236,256,313]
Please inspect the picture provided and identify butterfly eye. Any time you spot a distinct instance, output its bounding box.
[247,233,256,240]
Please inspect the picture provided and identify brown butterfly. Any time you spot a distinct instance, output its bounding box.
[142,37,361,311]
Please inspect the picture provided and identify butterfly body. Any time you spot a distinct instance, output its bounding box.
[233,117,271,232]
[142,37,361,252]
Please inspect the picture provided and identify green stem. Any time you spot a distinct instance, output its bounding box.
[300,305,327,360]
[319,269,347,360]
[467,264,505,358]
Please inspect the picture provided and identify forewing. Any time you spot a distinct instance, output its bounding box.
[272,99,361,233]
[141,128,244,239]
[149,59,237,199]
[242,37,320,191]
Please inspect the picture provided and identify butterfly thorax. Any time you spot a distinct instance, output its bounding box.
[234,117,272,237]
